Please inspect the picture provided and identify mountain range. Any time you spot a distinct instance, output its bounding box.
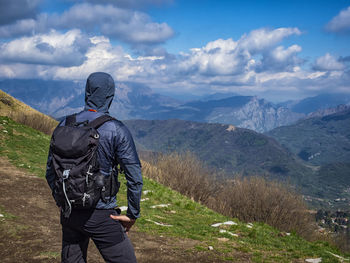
[1,79,350,132]
[125,108,350,209]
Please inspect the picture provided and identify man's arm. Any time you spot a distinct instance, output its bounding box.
[110,123,143,232]
[123,163,143,219]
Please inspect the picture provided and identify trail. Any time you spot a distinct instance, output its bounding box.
[0,157,235,263]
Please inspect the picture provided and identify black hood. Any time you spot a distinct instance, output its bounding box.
[84,72,115,113]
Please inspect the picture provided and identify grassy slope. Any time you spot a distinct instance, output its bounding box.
[0,89,57,123]
[0,116,349,262]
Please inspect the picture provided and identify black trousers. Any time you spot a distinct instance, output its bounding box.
[61,209,137,263]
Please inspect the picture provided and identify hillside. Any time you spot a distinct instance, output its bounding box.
[286,94,350,115]
[0,89,58,134]
[1,115,349,262]
[123,119,313,185]
[267,108,350,207]
[267,108,350,166]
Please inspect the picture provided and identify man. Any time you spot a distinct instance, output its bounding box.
[45,72,143,263]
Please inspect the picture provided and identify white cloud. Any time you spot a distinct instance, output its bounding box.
[256,45,303,72]
[326,6,350,33]
[176,28,302,77]
[239,27,301,53]
[313,53,345,71]
[0,3,174,45]
[178,38,250,76]
[0,29,92,66]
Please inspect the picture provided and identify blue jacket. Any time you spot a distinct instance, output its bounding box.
[45,72,143,219]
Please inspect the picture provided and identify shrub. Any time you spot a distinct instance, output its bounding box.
[142,151,219,204]
[212,176,314,237]
[142,151,315,238]
[6,111,57,135]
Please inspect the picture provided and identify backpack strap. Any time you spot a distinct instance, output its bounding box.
[65,114,76,126]
[87,115,116,129]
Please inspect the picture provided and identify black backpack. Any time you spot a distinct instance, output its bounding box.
[51,114,118,218]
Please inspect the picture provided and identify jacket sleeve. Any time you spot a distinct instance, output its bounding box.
[114,123,143,219]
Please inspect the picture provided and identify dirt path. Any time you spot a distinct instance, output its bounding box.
[0,157,243,263]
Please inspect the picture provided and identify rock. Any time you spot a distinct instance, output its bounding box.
[305,258,322,263]
[219,229,239,237]
[217,238,229,242]
[150,204,170,208]
[145,219,172,227]
[211,221,237,227]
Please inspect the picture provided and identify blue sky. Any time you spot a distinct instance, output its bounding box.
[0,0,349,101]
[150,0,350,57]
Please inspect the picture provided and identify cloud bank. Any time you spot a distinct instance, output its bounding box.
[0,1,349,101]
[1,26,348,101]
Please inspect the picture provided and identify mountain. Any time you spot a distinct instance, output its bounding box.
[0,79,304,132]
[0,79,181,119]
[306,104,350,119]
[153,96,303,133]
[283,93,350,115]
[125,116,350,207]
[124,118,312,184]
[0,79,84,117]
[267,108,350,206]
[198,92,241,101]
[267,108,350,166]
[2,79,349,133]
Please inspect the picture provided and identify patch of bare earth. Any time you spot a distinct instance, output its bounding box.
[0,157,250,262]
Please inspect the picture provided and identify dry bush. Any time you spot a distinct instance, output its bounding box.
[7,111,57,135]
[332,232,350,253]
[142,151,219,204]
[143,151,315,238]
[0,90,58,134]
[211,176,314,237]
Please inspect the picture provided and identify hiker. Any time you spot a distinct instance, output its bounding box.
[45,72,143,263]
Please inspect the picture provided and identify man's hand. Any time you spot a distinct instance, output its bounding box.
[110,214,136,234]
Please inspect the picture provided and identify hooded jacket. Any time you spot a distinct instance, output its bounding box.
[45,72,143,219]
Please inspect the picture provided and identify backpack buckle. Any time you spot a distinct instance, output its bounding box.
[63,169,70,180]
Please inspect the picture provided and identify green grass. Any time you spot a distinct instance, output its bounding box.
[0,116,50,177]
[1,116,349,262]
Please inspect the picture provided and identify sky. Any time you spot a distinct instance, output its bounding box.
[0,0,349,102]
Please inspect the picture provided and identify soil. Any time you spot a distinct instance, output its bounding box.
[0,157,250,263]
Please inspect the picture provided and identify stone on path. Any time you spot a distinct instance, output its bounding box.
[305,258,322,263]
